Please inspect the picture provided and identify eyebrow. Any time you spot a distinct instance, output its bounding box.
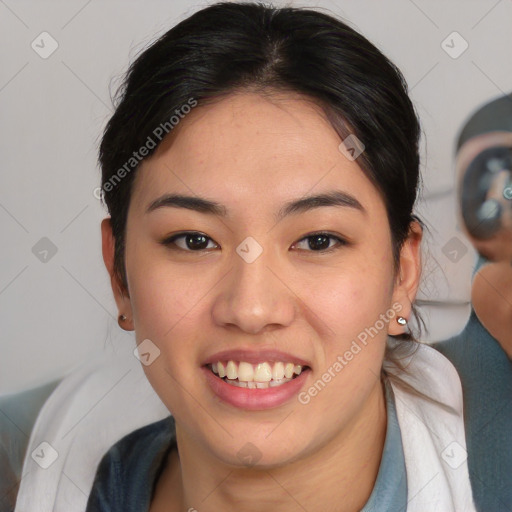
[145,190,366,220]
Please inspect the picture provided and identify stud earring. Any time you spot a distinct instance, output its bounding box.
[397,316,407,326]
[118,313,129,330]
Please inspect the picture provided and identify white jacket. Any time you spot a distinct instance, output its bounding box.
[15,341,476,512]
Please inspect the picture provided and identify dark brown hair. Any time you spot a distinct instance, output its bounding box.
[99,1,423,344]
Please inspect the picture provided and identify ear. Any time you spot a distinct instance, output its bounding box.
[101,217,134,331]
[388,220,422,335]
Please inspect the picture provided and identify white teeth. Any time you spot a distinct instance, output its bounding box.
[269,379,291,387]
[224,377,294,388]
[226,361,237,380]
[238,362,254,381]
[210,359,307,383]
[253,362,272,382]
[272,362,285,380]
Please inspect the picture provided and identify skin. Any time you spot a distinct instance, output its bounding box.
[101,91,422,512]
[472,261,512,358]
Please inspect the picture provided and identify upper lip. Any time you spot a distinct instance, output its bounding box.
[202,348,311,368]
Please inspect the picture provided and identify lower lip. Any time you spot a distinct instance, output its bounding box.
[202,366,311,410]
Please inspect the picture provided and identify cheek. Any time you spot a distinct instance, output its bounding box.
[126,253,212,413]
[127,242,210,339]
[125,245,216,401]
[299,256,395,342]
[311,281,392,389]
[298,250,396,408]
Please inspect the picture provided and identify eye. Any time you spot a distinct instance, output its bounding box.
[161,231,347,253]
[161,232,219,252]
[292,232,347,252]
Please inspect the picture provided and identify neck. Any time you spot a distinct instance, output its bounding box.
[152,379,387,512]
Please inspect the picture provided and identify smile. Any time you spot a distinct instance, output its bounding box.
[209,360,307,389]
[202,360,312,410]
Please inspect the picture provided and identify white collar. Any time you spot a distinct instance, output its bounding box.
[386,341,476,511]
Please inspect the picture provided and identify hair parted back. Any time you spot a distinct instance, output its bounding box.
[99,1,423,349]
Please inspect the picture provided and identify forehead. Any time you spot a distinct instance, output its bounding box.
[130,92,383,219]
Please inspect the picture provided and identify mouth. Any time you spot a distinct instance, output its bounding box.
[205,360,311,389]
[201,350,312,409]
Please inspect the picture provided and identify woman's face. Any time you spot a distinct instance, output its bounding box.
[105,91,416,468]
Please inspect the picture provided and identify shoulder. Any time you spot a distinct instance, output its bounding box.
[86,415,176,512]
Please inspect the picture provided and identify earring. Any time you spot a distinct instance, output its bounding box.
[118,313,132,331]
[118,314,127,329]
[397,316,407,326]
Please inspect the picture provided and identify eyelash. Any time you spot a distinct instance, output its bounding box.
[160,231,348,254]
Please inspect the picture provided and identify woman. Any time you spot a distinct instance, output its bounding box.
[87,2,475,511]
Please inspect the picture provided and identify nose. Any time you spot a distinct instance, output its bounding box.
[211,245,297,335]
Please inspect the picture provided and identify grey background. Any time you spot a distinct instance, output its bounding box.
[1,0,511,394]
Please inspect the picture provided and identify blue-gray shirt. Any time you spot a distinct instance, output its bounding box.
[85,380,407,511]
